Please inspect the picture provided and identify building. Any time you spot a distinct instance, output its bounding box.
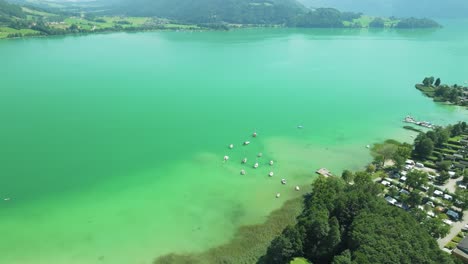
[453,237,468,263]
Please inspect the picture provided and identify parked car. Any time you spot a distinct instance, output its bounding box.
[444,194,453,201]
[421,186,429,192]
[443,219,454,226]
[462,224,468,232]
[434,190,444,197]
[458,184,467,190]
[415,162,425,168]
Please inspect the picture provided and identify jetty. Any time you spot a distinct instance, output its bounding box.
[403,116,435,129]
[316,168,332,177]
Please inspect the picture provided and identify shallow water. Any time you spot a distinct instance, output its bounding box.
[0,20,467,263]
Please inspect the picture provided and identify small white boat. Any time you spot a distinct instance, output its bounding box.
[295,186,300,191]
[241,158,247,164]
[224,156,229,161]
[269,171,274,177]
[252,132,257,138]
[257,153,263,157]
[240,169,246,175]
[229,144,234,149]
[269,160,274,166]
[297,125,303,129]
[3,198,10,201]
[276,193,281,198]
[243,141,251,146]
[366,145,370,149]
[281,179,287,185]
[254,162,259,169]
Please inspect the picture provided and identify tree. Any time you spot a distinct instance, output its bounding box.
[422,217,450,239]
[437,171,450,184]
[452,123,463,136]
[461,122,467,132]
[341,170,354,184]
[406,170,428,190]
[463,173,468,185]
[366,164,376,173]
[437,160,452,171]
[264,226,304,264]
[369,17,385,28]
[371,143,398,167]
[422,77,431,86]
[434,127,450,146]
[407,191,422,207]
[414,138,434,158]
[455,189,468,210]
[434,78,441,87]
[332,250,351,264]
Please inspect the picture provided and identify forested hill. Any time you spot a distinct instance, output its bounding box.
[102,0,307,24]
[0,0,25,23]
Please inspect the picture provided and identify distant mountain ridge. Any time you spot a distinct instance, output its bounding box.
[297,0,468,18]
[102,0,307,24]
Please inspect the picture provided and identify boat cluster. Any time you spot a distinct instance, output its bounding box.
[404,115,435,129]
[224,131,300,198]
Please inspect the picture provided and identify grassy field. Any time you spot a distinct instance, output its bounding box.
[0,27,40,39]
[343,15,399,28]
[22,7,56,17]
[290,257,311,264]
[416,84,436,97]
[53,16,199,31]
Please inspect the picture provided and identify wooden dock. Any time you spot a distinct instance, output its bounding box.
[316,168,332,177]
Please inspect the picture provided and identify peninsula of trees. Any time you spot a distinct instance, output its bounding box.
[416,77,468,107]
[1,0,441,39]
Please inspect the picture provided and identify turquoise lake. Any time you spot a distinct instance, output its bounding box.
[0,20,467,264]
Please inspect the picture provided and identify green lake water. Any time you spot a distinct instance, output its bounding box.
[0,20,467,264]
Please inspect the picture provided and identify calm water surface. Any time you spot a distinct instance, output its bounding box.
[0,20,467,264]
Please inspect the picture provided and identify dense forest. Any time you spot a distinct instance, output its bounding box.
[260,174,456,264]
[100,0,306,24]
[288,8,360,28]
[395,18,441,29]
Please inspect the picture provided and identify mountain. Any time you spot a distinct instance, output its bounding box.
[296,0,468,18]
[100,0,308,24]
